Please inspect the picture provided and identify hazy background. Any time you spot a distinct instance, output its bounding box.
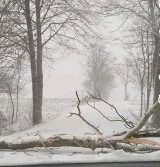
[42,16,136,100]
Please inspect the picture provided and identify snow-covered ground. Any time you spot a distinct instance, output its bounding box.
[0,99,157,166]
[2,148,160,166]
[1,100,139,138]
[0,98,77,134]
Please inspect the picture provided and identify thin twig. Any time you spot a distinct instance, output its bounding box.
[69,91,115,150]
[37,133,53,155]
[87,90,135,129]
[76,90,81,115]
[69,112,103,135]
[85,96,124,122]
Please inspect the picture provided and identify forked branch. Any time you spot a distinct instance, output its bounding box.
[87,90,135,128]
[69,91,114,150]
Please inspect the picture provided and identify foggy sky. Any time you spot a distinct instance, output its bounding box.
[42,16,137,100]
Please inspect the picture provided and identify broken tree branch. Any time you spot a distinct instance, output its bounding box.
[125,101,160,138]
[76,90,81,115]
[87,90,135,128]
[85,96,124,122]
[70,91,115,150]
[69,112,103,136]
[0,94,160,153]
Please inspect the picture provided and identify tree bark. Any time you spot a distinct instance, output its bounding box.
[146,30,151,112]
[9,88,15,124]
[152,35,160,127]
[140,84,144,117]
[35,0,43,124]
[0,135,113,150]
[153,35,160,104]
[24,0,38,125]
[0,134,160,151]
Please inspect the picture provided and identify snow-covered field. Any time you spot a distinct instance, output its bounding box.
[0,98,77,134]
[0,99,158,166]
[2,99,140,137]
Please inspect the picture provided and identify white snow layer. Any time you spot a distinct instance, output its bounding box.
[1,148,160,166]
[0,100,158,166]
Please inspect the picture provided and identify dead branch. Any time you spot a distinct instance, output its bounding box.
[69,91,102,136]
[85,96,124,122]
[69,91,115,150]
[0,95,159,153]
[76,90,81,115]
[111,102,160,139]
[116,143,160,153]
[125,101,160,138]
[113,129,160,138]
[87,90,135,128]
[69,112,102,136]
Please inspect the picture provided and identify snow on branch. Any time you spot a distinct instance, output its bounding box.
[125,101,160,138]
[0,93,160,153]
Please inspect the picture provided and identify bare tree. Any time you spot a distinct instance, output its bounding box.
[127,51,146,117]
[83,41,115,100]
[0,64,24,124]
[99,0,160,126]
[124,23,153,117]
[0,0,99,125]
[114,59,131,101]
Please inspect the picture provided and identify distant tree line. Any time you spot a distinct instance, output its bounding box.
[83,40,115,100]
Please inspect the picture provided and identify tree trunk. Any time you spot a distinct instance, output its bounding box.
[146,31,151,112]
[0,135,114,150]
[5,77,15,124]
[24,0,39,125]
[140,84,144,117]
[16,53,21,120]
[146,66,151,112]
[152,35,160,127]
[153,36,160,104]
[35,0,43,124]
[8,87,15,124]
[124,84,128,101]
[147,81,152,111]
[1,102,160,151]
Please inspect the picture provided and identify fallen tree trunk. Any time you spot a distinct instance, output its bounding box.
[0,134,125,150]
[0,135,115,150]
[0,134,160,151]
[0,102,160,152]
